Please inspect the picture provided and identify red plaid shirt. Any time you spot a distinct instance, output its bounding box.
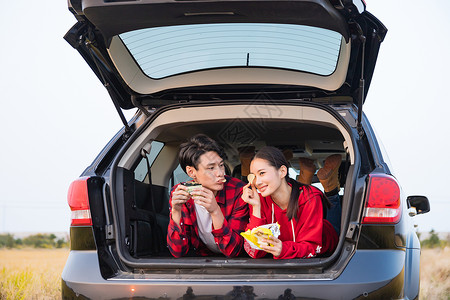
[167,175,248,258]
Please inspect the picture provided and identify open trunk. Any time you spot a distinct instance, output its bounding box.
[97,100,362,279]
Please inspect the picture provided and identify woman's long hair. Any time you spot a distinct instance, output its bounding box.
[253,146,329,221]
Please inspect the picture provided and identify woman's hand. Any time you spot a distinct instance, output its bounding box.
[241,182,260,207]
[258,236,282,257]
[242,182,261,218]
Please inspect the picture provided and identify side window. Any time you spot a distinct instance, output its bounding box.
[288,167,299,181]
[134,141,165,182]
[172,164,192,186]
[166,165,192,199]
[373,130,395,174]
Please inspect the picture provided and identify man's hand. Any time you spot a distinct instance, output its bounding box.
[191,187,219,214]
[170,185,190,226]
[191,187,224,230]
[171,185,190,210]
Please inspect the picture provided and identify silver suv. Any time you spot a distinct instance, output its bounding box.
[62,0,430,299]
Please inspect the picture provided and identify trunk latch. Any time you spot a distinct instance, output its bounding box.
[345,222,359,240]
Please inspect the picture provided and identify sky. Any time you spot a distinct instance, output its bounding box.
[0,1,449,234]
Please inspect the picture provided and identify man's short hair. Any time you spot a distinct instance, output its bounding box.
[179,134,227,172]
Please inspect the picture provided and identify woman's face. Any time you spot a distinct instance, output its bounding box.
[250,158,286,197]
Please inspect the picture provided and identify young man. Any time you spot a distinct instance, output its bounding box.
[167,134,249,258]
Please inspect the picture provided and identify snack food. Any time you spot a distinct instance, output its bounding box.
[181,182,202,195]
[247,173,256,185]
[251,227,273,245]
[240,222,280,250]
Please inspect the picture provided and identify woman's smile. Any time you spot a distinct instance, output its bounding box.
[257,184,268,194]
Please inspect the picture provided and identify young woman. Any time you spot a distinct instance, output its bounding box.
[242,146,338,259]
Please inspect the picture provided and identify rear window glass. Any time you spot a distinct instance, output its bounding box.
[119,23,343,79]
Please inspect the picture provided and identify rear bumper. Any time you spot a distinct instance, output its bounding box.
[62,249,414,299]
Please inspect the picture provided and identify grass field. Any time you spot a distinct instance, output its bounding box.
[0,248,68,300]
[0,247,449,299]
[420,247,450,299]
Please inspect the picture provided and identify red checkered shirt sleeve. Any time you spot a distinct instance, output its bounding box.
[167,184,190,258]
[211,177,248,257]
[167,185,212,257]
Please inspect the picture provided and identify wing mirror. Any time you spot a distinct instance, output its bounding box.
[406,195,430,216]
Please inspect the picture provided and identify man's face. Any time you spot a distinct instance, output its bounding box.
[187,151,226,193]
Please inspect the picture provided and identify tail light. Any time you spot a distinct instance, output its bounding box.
[67,177,92,226]
[362,174,401,224]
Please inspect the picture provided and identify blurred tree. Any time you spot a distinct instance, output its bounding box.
[421,229,441,248]
[0,234,15,248]
[0,233,68,248]
[23,233,56,248]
